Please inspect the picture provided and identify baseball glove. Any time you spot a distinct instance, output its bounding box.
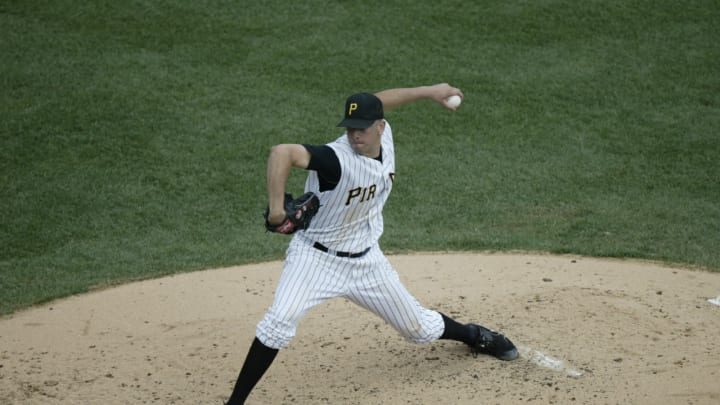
[264,192,320,234]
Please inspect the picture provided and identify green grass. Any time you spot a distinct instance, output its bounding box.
[2,0,719,315]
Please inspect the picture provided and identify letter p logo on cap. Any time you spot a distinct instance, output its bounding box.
[348,102,358,116]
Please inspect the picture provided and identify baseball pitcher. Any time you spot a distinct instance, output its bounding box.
[225,84,518,405]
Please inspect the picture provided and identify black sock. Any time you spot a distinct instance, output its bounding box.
[226,337,279,405]
[439,313,474,345]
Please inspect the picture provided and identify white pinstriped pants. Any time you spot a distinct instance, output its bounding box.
[256,237,445,349]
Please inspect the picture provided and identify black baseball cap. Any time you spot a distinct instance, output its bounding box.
[336,92,384,129]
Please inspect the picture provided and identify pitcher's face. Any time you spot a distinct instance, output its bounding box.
[346,120,385,158]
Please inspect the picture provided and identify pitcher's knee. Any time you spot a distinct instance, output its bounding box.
[400,310,444,344]
[405,328,439,344]
[397,320,442,344]
[256,312,296,349]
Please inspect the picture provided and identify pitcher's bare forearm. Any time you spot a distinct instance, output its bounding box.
[266,144,311,224]
[375,84,464,112]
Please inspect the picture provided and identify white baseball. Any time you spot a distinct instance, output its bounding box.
[446,95,462,108]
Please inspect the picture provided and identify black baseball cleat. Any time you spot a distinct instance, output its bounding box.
[467,324,519,361]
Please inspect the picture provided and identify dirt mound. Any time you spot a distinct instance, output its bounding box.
[1,253,719,404]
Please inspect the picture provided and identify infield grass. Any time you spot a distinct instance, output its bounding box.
[1,0,719,315]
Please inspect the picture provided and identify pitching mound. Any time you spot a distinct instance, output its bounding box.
[1,253,719,404]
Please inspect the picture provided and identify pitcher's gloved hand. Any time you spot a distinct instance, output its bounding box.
[264,192,320,234]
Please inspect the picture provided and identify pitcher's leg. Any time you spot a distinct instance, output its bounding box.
[228,243,345,404]
[257,244,344,349]
[226,338,278,405]
[347,262,444,344]
[346,255,518,360]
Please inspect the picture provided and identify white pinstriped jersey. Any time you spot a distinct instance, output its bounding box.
[257,119,445,350]
[298,121,395,253]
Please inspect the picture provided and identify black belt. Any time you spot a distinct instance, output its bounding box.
[312,242,371,258]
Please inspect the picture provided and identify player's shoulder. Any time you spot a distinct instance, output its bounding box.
[304,144,339,164]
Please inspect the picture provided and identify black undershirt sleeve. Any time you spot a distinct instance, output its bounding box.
[302,144,341,192]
